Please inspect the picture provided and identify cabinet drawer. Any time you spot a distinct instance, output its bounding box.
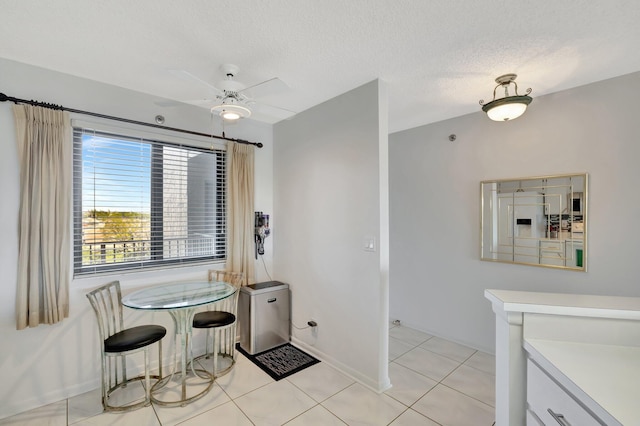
[539,241,563,251]
[539,248,565,266]
[527,360,600,425]
[526,409,544,425]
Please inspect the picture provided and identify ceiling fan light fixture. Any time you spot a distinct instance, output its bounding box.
[479,74,532,121]
[211,103,251,120]
[222,110,241,120]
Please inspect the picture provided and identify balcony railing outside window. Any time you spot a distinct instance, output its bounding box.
[73,126,226,275]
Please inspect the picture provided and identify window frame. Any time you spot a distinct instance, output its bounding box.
[72,119,227,276]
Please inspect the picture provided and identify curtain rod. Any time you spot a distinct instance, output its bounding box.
[0,92,263,148]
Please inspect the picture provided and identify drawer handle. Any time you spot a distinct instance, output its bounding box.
[547,409,571,426]
[267,298,277,303]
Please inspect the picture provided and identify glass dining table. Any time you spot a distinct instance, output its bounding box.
[122,280,236,407]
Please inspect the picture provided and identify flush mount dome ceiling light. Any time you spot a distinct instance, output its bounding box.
[211,95,251,121]
[479,74,532,121]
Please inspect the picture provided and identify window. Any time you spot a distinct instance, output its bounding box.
[73,125,226,275]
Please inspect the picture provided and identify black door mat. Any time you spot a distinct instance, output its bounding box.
[236,342,320,381]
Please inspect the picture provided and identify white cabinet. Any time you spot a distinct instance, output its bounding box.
[526,409,543,425]
[539,240,564,266]
[527,360,601,425]
[485,289,640,425]
[514,238,539,264]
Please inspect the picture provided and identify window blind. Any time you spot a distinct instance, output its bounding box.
[73,126,226,275]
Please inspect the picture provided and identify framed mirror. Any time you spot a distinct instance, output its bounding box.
[481,173,588,271]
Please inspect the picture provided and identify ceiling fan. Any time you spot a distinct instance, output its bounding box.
[171,64,296,121]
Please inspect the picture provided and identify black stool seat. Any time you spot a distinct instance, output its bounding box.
[193,311,235,328]
[87,281,166,412]
[104,325,167,353]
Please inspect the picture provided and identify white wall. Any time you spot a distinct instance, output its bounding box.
[273,80,391,392]
[389,71,640,353]
[0,58,273,418]
[8,53,639,416]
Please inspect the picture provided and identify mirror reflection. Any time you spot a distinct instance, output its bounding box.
[481,173,587,271]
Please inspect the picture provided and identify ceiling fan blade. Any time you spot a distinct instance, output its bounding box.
[183,98,217,107]
[155,98,217,108]
[154,99,183,107]
[168,69,223,95]
[251,101,297,120]
[238,77,290,99]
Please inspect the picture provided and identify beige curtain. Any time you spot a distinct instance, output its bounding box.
[226,142,255,285]
[14,105,71,330]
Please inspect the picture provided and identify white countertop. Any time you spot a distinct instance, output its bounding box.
[485,289,640,320]
[486,289,640,426]
[525,338,640,425]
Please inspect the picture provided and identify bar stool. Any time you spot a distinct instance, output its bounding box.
[86,281,166,412]
[192,270,244,377]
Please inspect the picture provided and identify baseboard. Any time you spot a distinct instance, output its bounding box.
[0,351,173,421]
[392,320,495,355]
[0,376,100,421]
[290,337,391,393]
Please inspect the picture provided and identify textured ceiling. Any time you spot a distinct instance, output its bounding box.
[1,0,640,132]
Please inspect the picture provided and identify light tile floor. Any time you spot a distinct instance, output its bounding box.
[0,324,495,426]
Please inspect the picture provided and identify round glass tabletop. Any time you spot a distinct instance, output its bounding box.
[122,280,235,310]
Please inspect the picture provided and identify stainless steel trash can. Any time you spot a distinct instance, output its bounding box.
[238,281,290,355]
